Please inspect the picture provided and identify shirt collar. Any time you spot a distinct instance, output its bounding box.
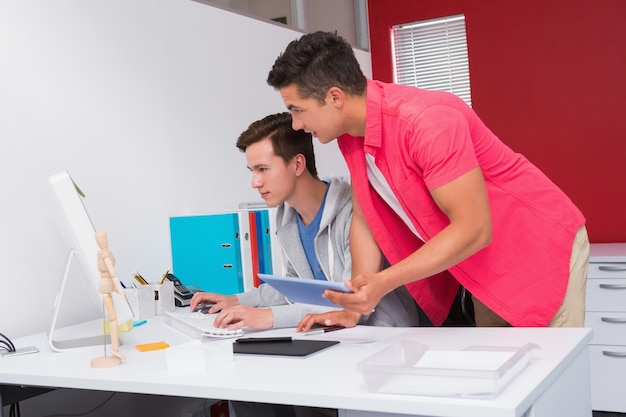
[364,79,383,151]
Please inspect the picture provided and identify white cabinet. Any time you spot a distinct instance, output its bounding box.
[585,242,626,412]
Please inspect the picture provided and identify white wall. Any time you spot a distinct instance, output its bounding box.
[306,0,357,45]
[0,0,371,340]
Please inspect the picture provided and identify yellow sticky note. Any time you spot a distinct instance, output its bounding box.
[101,319,134,334]
[135,341,170,352]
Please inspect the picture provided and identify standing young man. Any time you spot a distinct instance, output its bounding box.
[267,31,589,328]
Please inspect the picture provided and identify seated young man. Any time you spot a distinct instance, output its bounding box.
[191,113,427,417]
[189,112,424,331]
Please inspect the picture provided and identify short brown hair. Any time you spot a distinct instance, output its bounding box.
[236,112,318,178]
[267,31,366,104]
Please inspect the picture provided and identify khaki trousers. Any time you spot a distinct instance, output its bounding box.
[473,225,590,327]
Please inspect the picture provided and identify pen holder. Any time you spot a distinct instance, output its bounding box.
[124,286,156,320]
[151,281,175,315]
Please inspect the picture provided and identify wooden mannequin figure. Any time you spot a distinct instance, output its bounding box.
[91,231,126,368]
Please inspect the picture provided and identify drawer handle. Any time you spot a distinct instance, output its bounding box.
[601,317,626,323]
[223,264,233,269]
[599,265,626,272]
[599,284,626,290]
[602,351,626,358]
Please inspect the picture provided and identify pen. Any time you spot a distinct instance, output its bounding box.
[303,325,345,336]
[236,337,293,343]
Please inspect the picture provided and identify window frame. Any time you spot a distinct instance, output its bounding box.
[391,14,472,107]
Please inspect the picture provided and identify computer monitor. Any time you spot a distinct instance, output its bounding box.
[47,170,126,351]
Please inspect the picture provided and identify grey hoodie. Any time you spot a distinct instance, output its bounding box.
[236,177,423,328]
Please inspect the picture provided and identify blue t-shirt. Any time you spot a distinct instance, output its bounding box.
[297,182,330,280]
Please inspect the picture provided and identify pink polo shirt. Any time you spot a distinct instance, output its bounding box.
[338,79,585,327]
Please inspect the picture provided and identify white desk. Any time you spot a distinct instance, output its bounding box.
[0,317,593,417]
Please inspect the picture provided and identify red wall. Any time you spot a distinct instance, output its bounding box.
[367,0,626,243]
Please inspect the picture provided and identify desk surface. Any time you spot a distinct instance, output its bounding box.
[0,317,592,417]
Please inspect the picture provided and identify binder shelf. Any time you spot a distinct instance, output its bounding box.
[357,339,539,399]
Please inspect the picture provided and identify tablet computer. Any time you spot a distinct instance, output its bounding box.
[258,273,352,308]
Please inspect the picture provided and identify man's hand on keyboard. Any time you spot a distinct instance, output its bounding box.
[189,292,239,313]
[213,305,274,330]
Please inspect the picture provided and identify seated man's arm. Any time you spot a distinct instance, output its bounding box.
[189,292,238,312]
[236,282,291,307]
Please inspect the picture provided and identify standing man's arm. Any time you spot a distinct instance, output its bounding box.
[324,167,492,314]
[349,188,384,276]
[324,187,397,313]
[295,188,380,331]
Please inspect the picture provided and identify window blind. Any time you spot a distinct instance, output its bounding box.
[392,15,472,107]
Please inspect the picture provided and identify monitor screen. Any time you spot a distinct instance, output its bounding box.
[47,170,129,351]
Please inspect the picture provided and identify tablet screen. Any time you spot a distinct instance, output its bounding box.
[258,274,352,308]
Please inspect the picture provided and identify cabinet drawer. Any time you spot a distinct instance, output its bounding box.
[586,312,626,345]
[586,278,626,311]
[588,262,626,278]
[589,345,626,412]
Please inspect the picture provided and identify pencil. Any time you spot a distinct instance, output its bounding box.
[159,269,170,284]
[133,271,149,285]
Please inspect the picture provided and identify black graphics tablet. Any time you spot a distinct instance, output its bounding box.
[233,338,339,357]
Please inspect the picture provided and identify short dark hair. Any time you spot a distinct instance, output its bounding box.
[236,112,318,178]
[267,31,366,104]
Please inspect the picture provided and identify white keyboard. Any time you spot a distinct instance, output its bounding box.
[164,311,244,339]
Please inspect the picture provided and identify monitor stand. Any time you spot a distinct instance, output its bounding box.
[48,249,120,352]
